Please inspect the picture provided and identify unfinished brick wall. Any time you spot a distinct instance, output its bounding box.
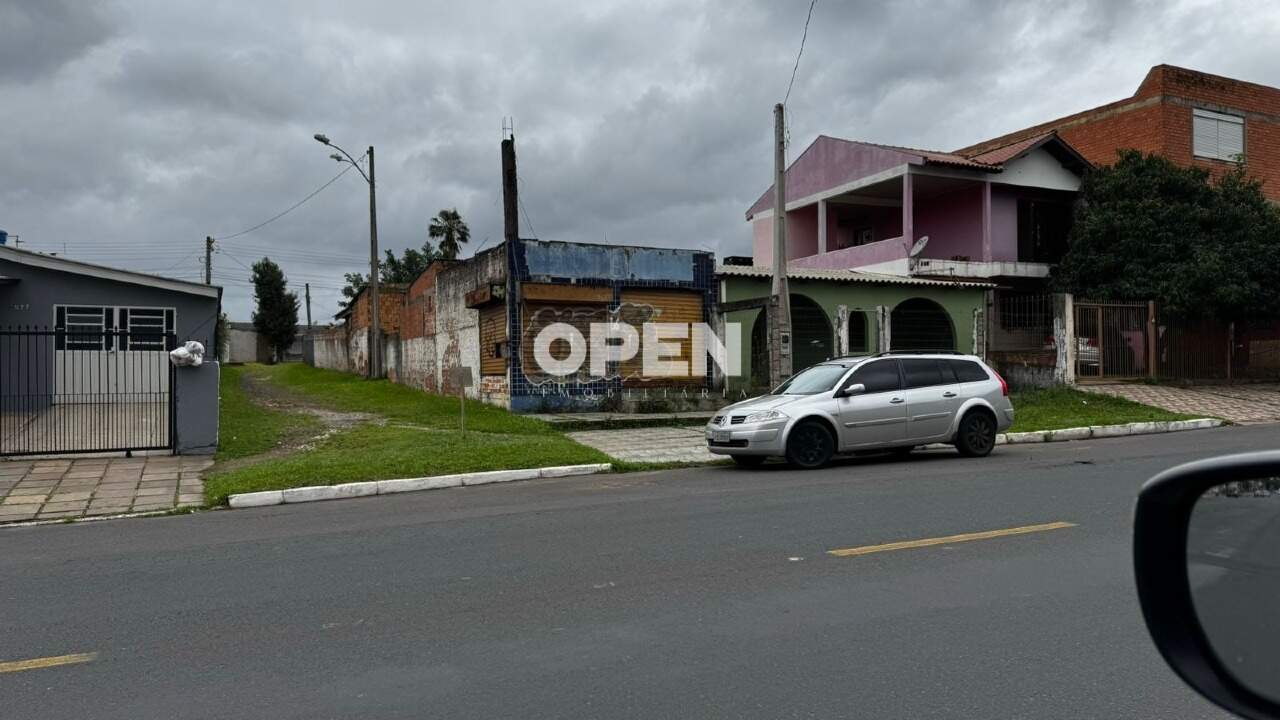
[958,65,1280,200]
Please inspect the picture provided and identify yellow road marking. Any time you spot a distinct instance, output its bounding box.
[0,652,98,674]
[827,521,1077,558]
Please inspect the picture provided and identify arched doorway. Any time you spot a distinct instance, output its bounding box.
[847,311,869,354]
[749,295,836,385]
[891,298,955,351]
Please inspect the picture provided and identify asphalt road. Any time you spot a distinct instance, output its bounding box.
[4,426,1274,719]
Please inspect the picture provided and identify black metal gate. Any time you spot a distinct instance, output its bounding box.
[1,327,176,456]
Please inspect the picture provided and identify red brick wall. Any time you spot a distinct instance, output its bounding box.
[958,65,1280,200]
[348,287,406,334]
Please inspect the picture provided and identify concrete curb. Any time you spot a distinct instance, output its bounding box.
[924,417,1224,451]
[227,463,612,509]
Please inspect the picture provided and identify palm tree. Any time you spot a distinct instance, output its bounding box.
[429,208,470,260]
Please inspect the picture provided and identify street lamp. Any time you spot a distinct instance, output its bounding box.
[315,132,381,379]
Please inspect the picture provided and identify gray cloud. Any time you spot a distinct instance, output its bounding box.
[0,0,114,83]
[1,0,1277,321]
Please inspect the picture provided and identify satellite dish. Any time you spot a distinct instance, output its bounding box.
[908,235,930,258]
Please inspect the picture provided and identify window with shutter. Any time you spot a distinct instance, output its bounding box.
[1193,108,1245,161]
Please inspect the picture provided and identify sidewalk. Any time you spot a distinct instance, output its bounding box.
[567,427,719,463]
[0,456,211,523]
[1085,382,1280,424]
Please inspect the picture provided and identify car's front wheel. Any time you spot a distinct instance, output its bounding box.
[731,455,767,469]
[785,420,835,469]
[955,410,997,457]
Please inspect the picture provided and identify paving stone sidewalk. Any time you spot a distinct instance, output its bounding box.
[568,427,718,463]
[0,455,211,524]
[1084,383,1280,424]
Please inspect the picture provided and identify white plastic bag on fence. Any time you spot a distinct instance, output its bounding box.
[169,340,206,367]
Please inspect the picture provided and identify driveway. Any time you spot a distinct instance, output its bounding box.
[1084,383,1280,424]
[568,426,718,463]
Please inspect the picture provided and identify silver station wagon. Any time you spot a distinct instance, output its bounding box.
[706,353,1015,469]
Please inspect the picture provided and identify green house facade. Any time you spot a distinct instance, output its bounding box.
[716,265,992,393]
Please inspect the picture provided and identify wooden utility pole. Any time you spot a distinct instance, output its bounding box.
[366,145,382,379]
[205,236,214,285]
[305,283,312,328]
[769,103,793,385]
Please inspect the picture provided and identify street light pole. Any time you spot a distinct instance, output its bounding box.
[313,133,381,379]
[365,146,380,380]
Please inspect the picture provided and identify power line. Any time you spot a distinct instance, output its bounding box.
[212,157,362,241]
[783,0,818,108]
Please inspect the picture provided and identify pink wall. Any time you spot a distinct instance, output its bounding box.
[746,136,916,218]
[989,187,1019,261]
[789,236,908,270]
[751,206,820,266]
[828,205,901,249]
[914,185,985,261]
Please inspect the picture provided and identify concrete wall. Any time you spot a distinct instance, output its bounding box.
[914,185,985,261]
[435,246,506,400]
[227,326,270,363]
[175,360,219,454]
[309,327,351,372]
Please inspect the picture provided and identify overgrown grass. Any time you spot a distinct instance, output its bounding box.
[216,365,320,460]
[204,424,610,505]
[244,363,554,435]
[1010,386,1201,433]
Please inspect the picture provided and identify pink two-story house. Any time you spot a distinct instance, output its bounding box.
[745,132,1090,286]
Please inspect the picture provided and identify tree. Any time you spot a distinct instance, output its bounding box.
[380,241,438,283]
[429,208,470,260]
[251,257,300,363]
[338,241,439,309]
[1054,150,1280,318]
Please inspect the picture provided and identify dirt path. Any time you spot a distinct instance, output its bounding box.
[214,369,387,472]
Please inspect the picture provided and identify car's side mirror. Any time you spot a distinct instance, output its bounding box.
[1135,451,1280,720]
[835,382,866,398]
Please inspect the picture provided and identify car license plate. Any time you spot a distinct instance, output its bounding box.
[712,430,731,443]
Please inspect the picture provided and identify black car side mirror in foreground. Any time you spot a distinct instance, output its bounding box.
[1135,451,1280,720]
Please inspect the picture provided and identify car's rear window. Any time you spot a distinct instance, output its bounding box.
[949,359,990,383]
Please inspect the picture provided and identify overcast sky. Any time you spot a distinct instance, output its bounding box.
[3,0,1278,321]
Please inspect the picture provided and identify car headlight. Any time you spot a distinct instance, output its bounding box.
[743,409,787,424]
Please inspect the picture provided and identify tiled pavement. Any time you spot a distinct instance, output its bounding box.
[568,427,718,463]
[0,455,212,524]
[1084,383,1280,424]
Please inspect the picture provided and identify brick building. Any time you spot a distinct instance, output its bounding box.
[309,283,407,376]
[957,65,1280,200]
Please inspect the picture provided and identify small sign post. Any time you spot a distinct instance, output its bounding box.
[448,366,475,434]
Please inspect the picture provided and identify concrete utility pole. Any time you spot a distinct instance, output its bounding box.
[769,103,793,386]
[305,283,312,328]
[366,145,381,380]
[205,236,214,285]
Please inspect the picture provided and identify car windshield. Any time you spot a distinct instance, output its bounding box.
[772,364,849,395]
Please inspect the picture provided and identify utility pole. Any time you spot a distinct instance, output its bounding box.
[502,128,519,388]
[305,283,312,328]
[205,236,214,285]
[769,103,793,386]
[366,145,381,380]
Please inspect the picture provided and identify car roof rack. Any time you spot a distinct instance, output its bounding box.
[871,350,963,357]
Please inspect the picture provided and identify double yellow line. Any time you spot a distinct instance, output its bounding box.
[0,652,97,674]
[827,521,1077,557]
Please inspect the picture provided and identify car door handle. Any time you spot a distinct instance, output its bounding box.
[942,391,957,398]
[889,397,905,404]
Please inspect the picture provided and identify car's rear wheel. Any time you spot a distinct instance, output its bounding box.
[786,420,835,469]
[955,410,997,457]
[731,455,767,468]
